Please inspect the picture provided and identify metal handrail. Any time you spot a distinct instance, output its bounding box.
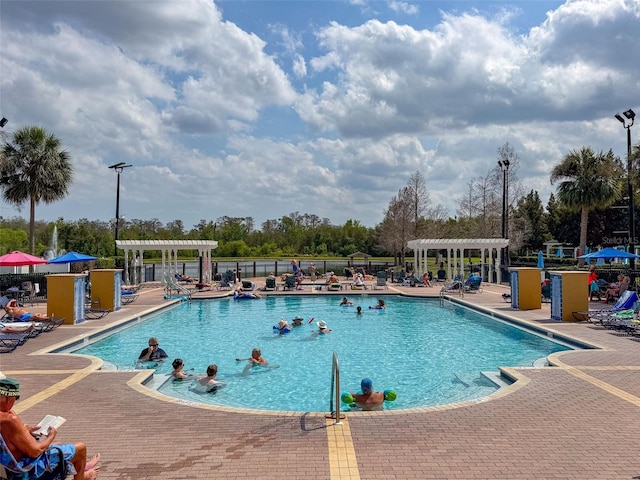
[328,352,343,424]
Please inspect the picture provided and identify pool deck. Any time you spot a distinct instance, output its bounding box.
[2,280,640,479]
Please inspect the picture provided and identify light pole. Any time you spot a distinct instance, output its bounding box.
[498,159,510,265]
[615,108,636,271]
[108,162,132,256]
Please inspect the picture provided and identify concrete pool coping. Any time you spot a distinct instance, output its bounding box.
[3,281,640,478]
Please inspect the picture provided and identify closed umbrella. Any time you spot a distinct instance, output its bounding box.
[537,251,545,269]
[0,251,48,266]
[48,252,98,264]
[556,246,564,258]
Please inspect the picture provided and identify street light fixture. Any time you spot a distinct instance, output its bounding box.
[614,108,636,271]
[108,162,133,256]
[0,118,7,128]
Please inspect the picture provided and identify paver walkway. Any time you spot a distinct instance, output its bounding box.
[2,281,640,479]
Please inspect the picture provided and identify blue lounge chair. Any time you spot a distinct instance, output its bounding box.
[576,290,639,325]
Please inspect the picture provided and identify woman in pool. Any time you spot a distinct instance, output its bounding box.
[170,358,194,381]
[339,297,353,306]
[370,299,386,310]
[275,318,291,334]
[237,348,269,375]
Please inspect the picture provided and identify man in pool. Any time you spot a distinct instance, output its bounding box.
[351,378,385,411]
[138,337,168,362]
[315,320,332,334]
[191,364,224,393]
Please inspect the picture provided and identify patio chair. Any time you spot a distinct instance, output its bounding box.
[374,271,388,290]
[0,337,21,353]
[1,432,70,479]
[283,275,297,291]
[264,277,277,291]
[217,271,235,290]
[436,269,447,282]
[463,277,483,293]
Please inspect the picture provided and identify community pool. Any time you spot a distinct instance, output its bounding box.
[73,295,572,412]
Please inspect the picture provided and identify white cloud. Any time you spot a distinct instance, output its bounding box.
[1,0,639,229]
[388,1,419,15]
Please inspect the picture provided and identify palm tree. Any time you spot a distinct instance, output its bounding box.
[0,126,73,254]
[550,147,623,266]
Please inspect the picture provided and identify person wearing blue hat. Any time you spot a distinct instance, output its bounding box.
[351,378,385,411]
[0,378,101,479]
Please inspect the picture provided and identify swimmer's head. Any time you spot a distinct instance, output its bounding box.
[206,364,218,376]
[172,358,184,369]
[361,378,373,393]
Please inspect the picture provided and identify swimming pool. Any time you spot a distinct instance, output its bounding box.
[72,295,572,412]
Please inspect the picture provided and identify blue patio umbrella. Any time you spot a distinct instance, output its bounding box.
[578,247,640,260]
[556,246,563,258]
[537,251,545,269]
[48,251,98,264]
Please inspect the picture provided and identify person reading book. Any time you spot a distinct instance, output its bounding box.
[0,378,101,479]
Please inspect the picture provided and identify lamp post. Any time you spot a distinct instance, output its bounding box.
[498,159,510,266]
[615,108,636,271]
[108,162,132,256]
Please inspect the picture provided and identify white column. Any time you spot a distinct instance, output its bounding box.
[123,249,130,285]
[496,250,502,284]
[447,249,452,280]
[161,249,167,283]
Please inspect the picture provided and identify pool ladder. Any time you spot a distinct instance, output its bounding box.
[327,351,344,424]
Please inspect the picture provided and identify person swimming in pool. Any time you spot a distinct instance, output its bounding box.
[191,364,225,393]
[369,299,386,310]
[351,378,385,411]
[339,297,353,306]
[291,316,304,326]
[314,320,332,334]
[170,358,194,381]
[356,306,363,315]
[236,348,269,375]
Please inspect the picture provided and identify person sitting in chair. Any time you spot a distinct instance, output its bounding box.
[3,299,52,322]
[176,273,196,283]
[0,378,102,480]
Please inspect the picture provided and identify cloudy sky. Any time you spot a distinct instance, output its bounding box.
[1,0,639,230]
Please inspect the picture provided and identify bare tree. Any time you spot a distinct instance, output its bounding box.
[405,171,430,237]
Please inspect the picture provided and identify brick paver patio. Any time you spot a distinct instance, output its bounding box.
[2,280,640,479]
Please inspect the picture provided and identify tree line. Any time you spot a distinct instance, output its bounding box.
[1,126,639,263]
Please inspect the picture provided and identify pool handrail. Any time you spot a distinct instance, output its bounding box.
[327,351,343,424]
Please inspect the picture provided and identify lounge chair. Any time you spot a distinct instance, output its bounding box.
[85,297,110,320]
[0,432,70,479]
[241,280,256,291]
[164,275,192,298]
[573,290,639,325]
[120,292,139,305]
[436,269,447,282]
[374,271,388,290]
[344,268,353,280]
[0,337,21,353]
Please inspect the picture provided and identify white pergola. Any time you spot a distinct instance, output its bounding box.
[115,240,218,285]
[407,238,510,284]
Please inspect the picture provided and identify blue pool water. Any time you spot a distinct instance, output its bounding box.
[73,295,571,412]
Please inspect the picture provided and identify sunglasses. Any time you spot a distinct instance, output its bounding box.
[149,344,159,347]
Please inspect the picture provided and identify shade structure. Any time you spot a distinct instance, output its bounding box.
[48,251,98,264]
[0,251,48,266]
[579,247,640,260]
[537,251,545,269]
